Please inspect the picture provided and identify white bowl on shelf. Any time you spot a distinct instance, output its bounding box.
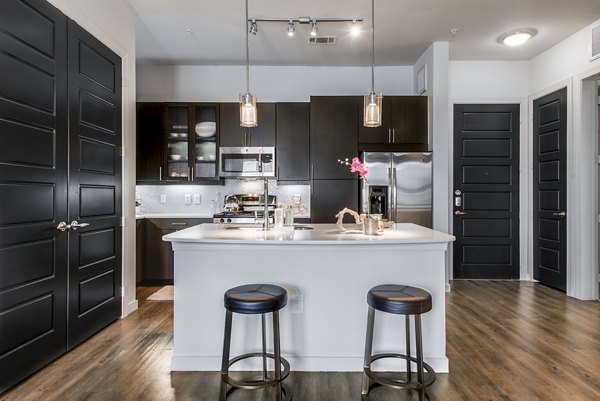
[195,122,216,137]
[170,154,187,161]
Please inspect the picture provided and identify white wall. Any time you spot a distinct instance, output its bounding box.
[414,42,451,288]
[530,18,600,94]
[47,0,138,315]
[449,61,530,99]
[136,65,414,101]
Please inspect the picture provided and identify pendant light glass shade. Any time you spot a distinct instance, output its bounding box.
[364,92,382,127]
[363,0,382,128]
[239,92,257,127]
[240,0,257,127]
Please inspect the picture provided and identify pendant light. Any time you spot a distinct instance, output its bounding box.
[240,0,257,127]
[363,0,382,127]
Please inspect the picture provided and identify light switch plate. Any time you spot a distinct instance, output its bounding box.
[184,194,192,205]
[193,194,201,204]
[159,194,166,204]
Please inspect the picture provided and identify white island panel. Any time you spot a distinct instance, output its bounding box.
[164,224,454,373]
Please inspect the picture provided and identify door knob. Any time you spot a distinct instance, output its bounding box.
[70,220,90,230]
[552,211,566,217]
[56,221,70,231]
[455,210,467,216]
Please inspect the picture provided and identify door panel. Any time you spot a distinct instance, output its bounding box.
[310,180,359,223]
[67,20,122,348]
[0,0,68,393]
[533,88,567,290]
[453,104,520,279]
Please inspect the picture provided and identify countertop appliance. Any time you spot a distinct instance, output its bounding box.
[219,146,275,178]
[213,193,276,224]
[361,152,432,228]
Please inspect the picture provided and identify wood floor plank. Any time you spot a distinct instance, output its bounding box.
[1,282,599,401]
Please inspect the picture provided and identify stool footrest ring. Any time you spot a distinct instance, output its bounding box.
[222,352,291,390]
[364,352,436,390]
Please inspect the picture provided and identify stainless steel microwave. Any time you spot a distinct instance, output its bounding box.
[219,146,276,178]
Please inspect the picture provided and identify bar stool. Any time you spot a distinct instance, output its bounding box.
[219,284,291,401]
[361,284,436,401]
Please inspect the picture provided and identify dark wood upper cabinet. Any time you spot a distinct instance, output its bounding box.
[310,96,359,180]
[136,103,164,182]
[276,103,310,182]
[219,102,276,147]
[358,96,428,151]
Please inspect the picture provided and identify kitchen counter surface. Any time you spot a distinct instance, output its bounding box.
[163,223,455,245]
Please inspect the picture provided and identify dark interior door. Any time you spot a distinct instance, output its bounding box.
[67,21,122,348]
[0,0,68,392]
[453,104,520,279]
[533,88,567,291]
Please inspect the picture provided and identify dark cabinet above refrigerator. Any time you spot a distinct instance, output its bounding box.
[358,96,428,152]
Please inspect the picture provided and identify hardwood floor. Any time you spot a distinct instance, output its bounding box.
[2,282,599,401]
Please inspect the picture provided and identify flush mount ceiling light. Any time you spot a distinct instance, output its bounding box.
[364,0,382,128]
[498,28,537,47]
[247,16,363,37]
[240,0,257,127]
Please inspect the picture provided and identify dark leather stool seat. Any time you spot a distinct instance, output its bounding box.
[220,284,291,401]
[362,284,436,401]
[367,284,432,315]
[224,284,287,314]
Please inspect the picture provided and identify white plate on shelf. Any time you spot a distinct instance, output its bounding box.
[169,132,188,139]
[170,155,188,161]
[195,122,216,137]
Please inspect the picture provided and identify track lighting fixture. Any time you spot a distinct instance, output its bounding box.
[246,17,363,38]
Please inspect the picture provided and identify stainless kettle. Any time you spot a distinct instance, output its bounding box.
[223,195,240,212]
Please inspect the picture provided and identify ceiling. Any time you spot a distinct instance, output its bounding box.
[127,0,600,66]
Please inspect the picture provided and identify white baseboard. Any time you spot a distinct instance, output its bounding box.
[122,299,138,317]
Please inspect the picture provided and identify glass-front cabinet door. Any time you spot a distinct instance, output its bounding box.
[192,104,218,180]
[165,104,190,180]
[163,103,219,182]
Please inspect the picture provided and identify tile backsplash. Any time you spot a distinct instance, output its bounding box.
[136,180,311,217]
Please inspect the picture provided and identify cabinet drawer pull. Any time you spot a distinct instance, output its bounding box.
[388,128,392,143]
[171,222,188,226]
[159,167,162,181]
[392,128,396,142]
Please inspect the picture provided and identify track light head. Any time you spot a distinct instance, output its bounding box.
[310,20,318,36]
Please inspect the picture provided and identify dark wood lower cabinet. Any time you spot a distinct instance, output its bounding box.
[138,219,210,284]
[310,180,359,223]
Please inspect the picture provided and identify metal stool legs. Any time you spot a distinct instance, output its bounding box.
[361,306,435,400]
[219,310,290,401]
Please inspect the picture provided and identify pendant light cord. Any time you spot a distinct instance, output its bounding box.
[371,0,375,92]
[245,0,250,93]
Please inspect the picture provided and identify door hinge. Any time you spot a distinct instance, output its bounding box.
[118,146,124,157]
[120,217,125,227]
[120,286,125,296]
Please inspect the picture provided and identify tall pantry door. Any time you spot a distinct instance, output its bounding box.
[0,0,69,392]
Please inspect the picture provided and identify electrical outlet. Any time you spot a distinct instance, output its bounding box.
[291,294,304,314]
[193,194,201,204]
[184,194,192,205]
[159,194,167,204]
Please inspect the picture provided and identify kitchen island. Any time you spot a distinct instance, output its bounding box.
[163,223,454,373]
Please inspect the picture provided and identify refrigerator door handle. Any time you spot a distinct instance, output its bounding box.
[391,167,397,222]
[387,167,393,220]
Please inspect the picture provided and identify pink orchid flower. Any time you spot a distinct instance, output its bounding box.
[350,157,368,178]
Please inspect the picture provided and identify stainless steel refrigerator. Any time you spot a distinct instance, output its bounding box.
[360,152,432,228]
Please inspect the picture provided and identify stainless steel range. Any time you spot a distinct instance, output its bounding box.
[213,194,276,224]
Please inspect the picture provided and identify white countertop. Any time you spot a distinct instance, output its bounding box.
[162,223,455,245]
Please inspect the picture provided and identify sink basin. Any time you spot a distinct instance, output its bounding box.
[294,225,314,230]
[224,225,262,231]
